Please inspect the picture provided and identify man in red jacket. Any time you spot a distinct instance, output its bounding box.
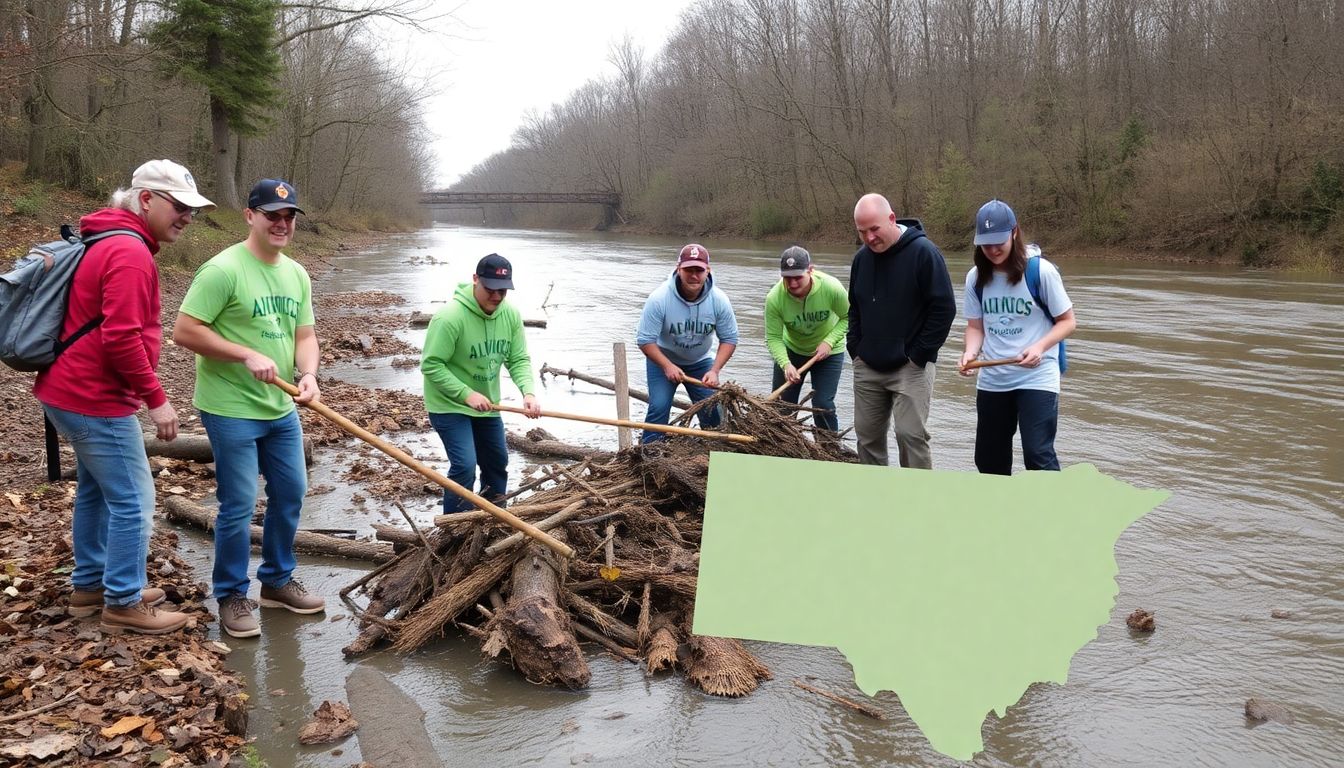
[34,159,213,635]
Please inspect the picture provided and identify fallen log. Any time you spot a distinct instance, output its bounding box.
[507,429,612,463]
[163,496,394,563]
[540,364,691,409]
[145,433,314,465]
[491,544,590,689]
[372,523,421,546]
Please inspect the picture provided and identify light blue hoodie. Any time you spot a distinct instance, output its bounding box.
[636,271,739,366]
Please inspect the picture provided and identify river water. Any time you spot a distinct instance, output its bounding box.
[172,225,1343,767]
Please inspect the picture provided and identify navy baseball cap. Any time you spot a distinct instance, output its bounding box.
[974,199,1016,245]
[247,179,304,214]
[476,253,514,290]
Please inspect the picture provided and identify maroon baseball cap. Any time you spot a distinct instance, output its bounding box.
[677,243,710,269]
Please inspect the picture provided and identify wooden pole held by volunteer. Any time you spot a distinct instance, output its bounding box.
[765,355,821,401]
[271,378,575,559]
[960,357,1021,372]
[490,403,756,444]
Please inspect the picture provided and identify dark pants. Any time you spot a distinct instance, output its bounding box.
[975,389,1060,475]
[770,350,844,433]
[429,412,509,512]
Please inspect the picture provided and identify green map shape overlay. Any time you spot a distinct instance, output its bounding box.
[691,454,1168,761]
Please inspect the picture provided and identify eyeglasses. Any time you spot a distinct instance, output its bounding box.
[259,209,298,223]
[151,190,199,217]
[481,287,508,297]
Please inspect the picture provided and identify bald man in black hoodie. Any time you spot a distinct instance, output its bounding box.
[847,193,956,469]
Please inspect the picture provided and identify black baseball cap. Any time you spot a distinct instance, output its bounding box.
[247,179,304,213]
[779,246,812,276]
[476,253,514,290]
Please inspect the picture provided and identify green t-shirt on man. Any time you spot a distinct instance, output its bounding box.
[179,242,315,420]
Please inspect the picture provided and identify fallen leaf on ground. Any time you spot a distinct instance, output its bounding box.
[102,714,153,737]
[0,732,81,759]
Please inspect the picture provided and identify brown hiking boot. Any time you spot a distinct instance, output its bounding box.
[100,600,189,635]
[259,580,326,615]
[218,595,261,638]
[70,587,167,618]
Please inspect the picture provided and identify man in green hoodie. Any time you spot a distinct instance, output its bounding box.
[421,253,540,512]
[764,246,849,433]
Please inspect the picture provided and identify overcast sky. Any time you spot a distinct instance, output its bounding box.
[400,0,699,187]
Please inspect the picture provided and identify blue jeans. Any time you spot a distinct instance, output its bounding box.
[200,410,307,599]
[429,412,509,513]
[770,350,844,433]
[43,405,154,607]
[975,388,1060,475]
[642,356,720,443]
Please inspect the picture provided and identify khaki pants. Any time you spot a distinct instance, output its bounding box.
[852,359,935,468]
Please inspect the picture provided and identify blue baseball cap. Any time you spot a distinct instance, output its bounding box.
[247,178,304,214]
[974,199,1016,245]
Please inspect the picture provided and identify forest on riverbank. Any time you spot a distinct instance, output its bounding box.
[451,0,1344,270]
[1,0,438,226]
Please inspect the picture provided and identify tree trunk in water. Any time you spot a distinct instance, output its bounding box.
[492,544,590,689]
[163,496,394,563]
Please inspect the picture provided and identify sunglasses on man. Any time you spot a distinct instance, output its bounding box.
[151,190,200,217]
[257,209,298,223]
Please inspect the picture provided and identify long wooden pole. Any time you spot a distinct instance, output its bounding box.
[678,373,721,390]
[272,379,574,559]
[766,355,821,401]
[540,364,691,409]
[490,403,756,444]
[960,357,1020,371]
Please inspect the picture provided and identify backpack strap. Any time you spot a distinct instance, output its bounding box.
[53,229,148,356]
[45,413,60,482]
[1025,251,1068,373]
[1025,254,1051,318]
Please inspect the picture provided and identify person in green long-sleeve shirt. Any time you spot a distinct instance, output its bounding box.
[421,254,540,512]
[764,246,849,433]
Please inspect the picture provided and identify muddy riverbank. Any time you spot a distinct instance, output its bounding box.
[3,221,1343,766]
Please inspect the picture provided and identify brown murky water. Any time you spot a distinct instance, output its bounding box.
[173,227,1343,766]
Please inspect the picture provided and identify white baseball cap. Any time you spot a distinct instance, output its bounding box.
[131,159,217,212]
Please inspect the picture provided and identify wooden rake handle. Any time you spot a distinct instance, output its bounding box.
[273,379,575,559]
[766,355,821,401]
[960,357,1020,371]
[490,403,756,444]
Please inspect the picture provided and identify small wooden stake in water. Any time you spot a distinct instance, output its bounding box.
[613,342,632,449]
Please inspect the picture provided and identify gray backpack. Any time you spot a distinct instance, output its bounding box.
[0,225,145,372]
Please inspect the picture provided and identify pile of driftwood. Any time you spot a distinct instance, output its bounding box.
[342,382,853,696]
